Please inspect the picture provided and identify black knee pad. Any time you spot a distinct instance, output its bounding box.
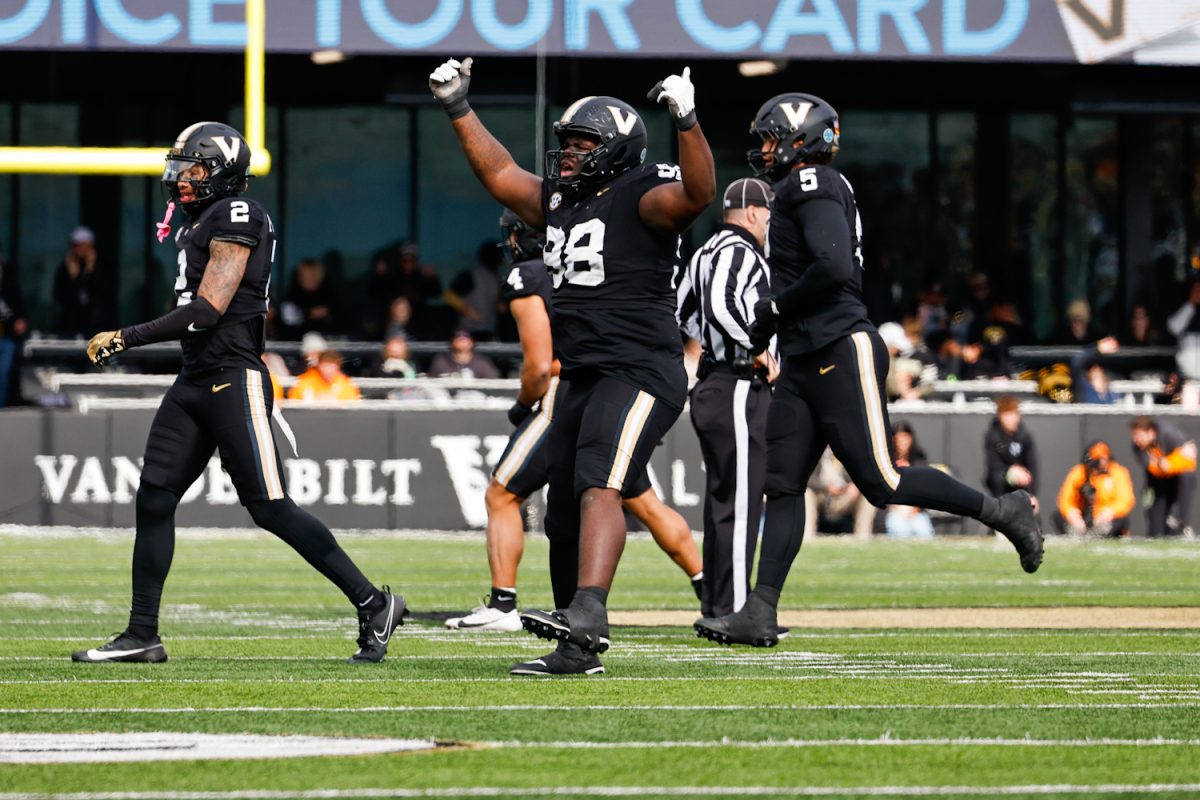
[136,482,179,521]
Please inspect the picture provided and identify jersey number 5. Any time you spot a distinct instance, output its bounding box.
[544,219,606,288]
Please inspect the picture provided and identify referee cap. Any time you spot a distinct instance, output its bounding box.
[723,177,773,209]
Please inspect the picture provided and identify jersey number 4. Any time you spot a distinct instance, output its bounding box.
[544,219,606,289]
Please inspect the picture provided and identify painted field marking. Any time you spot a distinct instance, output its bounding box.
[0,733,435,764]
[2,703,1198,714]
[4,782,1200,798]
[493,737,1200,748]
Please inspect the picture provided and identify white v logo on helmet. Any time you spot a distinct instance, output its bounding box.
[211,136,241,164]
[608,106,638,136]
[779,101,814,130]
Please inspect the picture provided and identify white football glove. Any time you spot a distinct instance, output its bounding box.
[649,66,697,130]
[429,57,474,119]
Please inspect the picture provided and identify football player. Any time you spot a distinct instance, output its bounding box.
[431,58,715,674]
[694,95,1043,648]
[446,212,703,663]
[74,123,405,664]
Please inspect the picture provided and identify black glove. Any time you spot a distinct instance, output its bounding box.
[428,57,473,120]
[748,296,777,355]
[508,400,534,427]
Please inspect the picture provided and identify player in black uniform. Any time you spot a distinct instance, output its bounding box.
[694,94,1044,647]
[447,212,703,664]
[73,122,404,664]
[430,57,715,672]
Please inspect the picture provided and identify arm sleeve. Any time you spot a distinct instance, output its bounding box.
[120,296,222,347]
[773,199,854,316]
[1070,344,1101,397]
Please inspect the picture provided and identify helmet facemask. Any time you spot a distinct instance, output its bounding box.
[546,132,610,199]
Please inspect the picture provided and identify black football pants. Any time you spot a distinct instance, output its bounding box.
[755,330,988,594]
[128,367,376,634]
[689,371,769,617]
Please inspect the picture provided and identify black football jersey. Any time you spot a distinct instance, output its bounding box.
[541,163,687,409]
[768,163,872,355]
[500,256,551,311]
[173,196,275,376]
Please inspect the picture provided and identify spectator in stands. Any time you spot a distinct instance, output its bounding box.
[443,241,502,341]
[279,258,341,339]
[428,329,499,380]
[962,296,1024,379]
[804,448,874,539]
[1129,416,1197,538]
[915,281,950,343]
[879,321,933,401]
[0,250,27,407]
[1055,440,1135,538]
[52,226,114,337]
[984,395,1039,511]
[1053,299,1102,346]
[1120,303,1165,348]
[384,296,413,342]
[298,332,327,372]
[369,335,417,379]
[288,350,361,402]
[366,242,442,341]
[1167,278,1200,380]
[885,421,934,538]
[1070,336,1123,404]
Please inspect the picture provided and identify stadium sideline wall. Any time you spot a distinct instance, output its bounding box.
[1,406,1198,533]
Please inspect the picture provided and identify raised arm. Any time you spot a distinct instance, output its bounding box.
[639,67,717,234]
[430,58,544,229]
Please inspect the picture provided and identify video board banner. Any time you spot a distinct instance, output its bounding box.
[2,1,1199,65]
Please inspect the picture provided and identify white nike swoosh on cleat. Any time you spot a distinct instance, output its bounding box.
[85,645,158,660]
[372,601,395,644]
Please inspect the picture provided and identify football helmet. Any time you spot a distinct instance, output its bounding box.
[747,93,839,183]
[162,122,251,213]
[499,209,544,261]
[546,96,647,198]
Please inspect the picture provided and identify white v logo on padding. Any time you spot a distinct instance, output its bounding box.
[779,102,814,129]
[608,106,638,136]
[211,136,241,164]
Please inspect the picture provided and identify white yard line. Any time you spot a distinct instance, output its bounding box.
[493,737,1200,748]
[1,703,1197,714]
[4,783,1200,798]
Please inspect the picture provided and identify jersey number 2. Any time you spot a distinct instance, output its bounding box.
[544,219,606,288]
[230,201,250,223]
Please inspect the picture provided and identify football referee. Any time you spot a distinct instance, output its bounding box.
[678,177,779,617]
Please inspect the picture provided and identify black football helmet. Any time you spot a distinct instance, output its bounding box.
[546,96,647,198]
[162,122,251,213]
[499,208,544,261]
[747,93,839,183]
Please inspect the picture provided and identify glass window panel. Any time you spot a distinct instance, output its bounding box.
[0,104,11,266]
[934,113,976,285]
[418,105,534,281]
[1064,116,1119,337]
[836,111,930,320]
[1009,114,1059,342]
[284,107,412,295]
[17,104,80,332]
[1144,117,1187,337]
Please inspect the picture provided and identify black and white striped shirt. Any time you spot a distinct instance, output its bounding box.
[677,224,771,364]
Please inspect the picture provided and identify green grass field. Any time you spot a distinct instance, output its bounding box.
[1,528,1199,799]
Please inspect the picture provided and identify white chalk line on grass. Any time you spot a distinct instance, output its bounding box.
[494,737,1200,748]
[2,702,1198,714]
[5,784,1200,799]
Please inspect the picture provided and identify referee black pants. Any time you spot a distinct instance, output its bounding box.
[689,371,769,617]
[755,330,988,593]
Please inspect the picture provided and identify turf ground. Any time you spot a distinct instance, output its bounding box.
[1,527,1199,799]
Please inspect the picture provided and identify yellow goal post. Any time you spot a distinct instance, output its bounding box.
[0,0,270,176]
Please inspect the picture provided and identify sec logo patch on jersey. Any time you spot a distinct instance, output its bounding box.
[549,192,563,211]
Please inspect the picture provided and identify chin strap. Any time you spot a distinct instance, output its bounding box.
[155,201,176,244]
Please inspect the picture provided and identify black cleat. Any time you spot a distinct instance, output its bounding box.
[694,589,780,648]
[991,490,1044,574]
[520,604,610,654]
[348,587,407,664]
[510,640,605,676]
[72,631,167,663]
